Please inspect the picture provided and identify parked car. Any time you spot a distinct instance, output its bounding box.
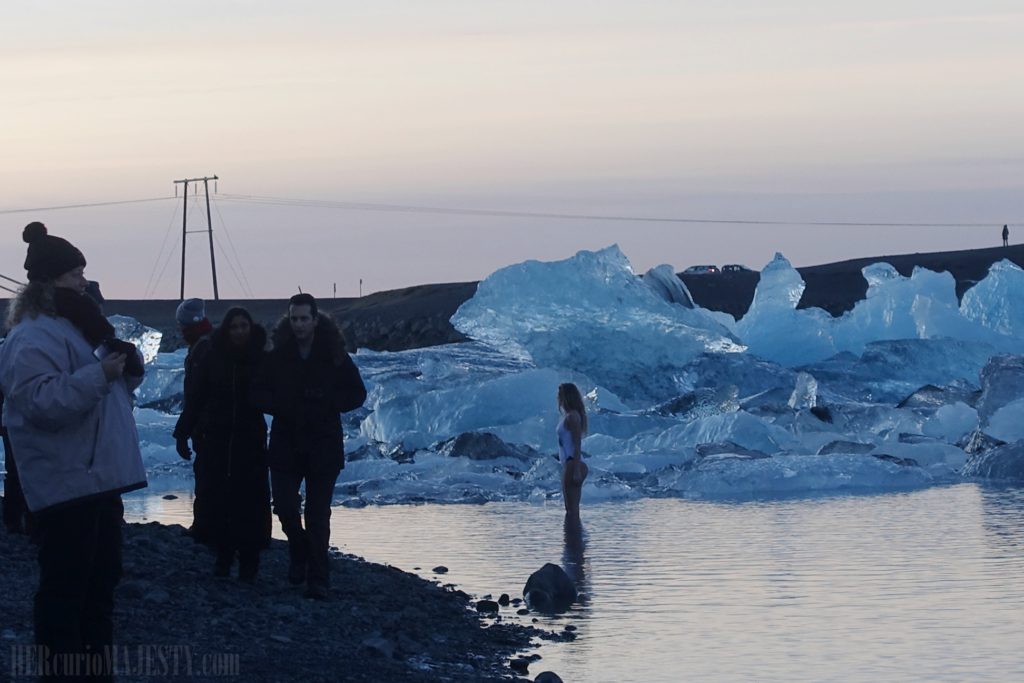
[683,265,719,274]
[721,264,753,273]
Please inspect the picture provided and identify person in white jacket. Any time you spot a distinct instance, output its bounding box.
[0,222,146,679]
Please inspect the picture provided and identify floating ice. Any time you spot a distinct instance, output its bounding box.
[738,256,1023,367]
[960,259,1024,339]
[922,402,978,443]
[120,245,1024,505]
[109,314,162,363]
[135,348,187,411]
[962,441,1024,482]
[985,399,1024,443]
[642,264,694,307]
[451,245,744,403]
[735,253,836,366]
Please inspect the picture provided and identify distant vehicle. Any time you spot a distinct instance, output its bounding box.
[721,264,754,273]
[683,265,719,274]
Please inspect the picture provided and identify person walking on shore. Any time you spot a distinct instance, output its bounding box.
[252,293,366,600]
[556,383,589,518]
[0,222,147,678]
[1002,224,1009,247]
[172,297,215,544]
[175,307,271,582]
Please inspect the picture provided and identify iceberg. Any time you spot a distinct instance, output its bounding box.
[960,259,1024,341]
[451,245,744,403]
[121,244,1024,505]
[735,253,837,366]
[642,264,694,308]
[109,314,162,364]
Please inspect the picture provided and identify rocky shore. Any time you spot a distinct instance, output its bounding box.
[0,519,569,682]
[82,243,1024,353]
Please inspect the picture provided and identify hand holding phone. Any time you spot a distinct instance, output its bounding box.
[100,352,127,381]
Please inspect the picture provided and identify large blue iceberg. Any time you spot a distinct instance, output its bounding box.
[41,247,1024,505]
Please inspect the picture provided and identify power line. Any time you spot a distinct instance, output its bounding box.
[217,192,1016,228]
[0,196,174,215]
[143,200,181,300]
[0,191,1014,228]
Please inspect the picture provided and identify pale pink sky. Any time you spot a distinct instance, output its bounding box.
[2,2,1022,298]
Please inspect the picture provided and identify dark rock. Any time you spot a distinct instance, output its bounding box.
[437,432,535,461]
[498,593,510,606]
[517,608,530,616]
[523,564,577,614]
[809,405,833,423]
[899,433,943,444]
[872,453,919,467]
[510,657,531,674]
[817,440,874,455]
[161,494,178,500]
[476,600,500,613]
[535,672,565,683]
[696,442,770,459]
[432,566,448,574]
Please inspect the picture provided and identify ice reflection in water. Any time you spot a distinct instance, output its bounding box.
[124,484,1024,683]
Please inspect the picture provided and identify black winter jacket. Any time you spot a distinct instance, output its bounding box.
[172,334,212,441]
[175,325,268,450]
[251,315,366,472]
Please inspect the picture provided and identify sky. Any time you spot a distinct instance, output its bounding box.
[2,1,1023,299]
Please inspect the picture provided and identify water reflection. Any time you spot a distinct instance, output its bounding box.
[562,513,588,604]
[979,485,1024,551]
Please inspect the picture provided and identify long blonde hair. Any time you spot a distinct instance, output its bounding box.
[5,281,55,330]
[557,382,588,434]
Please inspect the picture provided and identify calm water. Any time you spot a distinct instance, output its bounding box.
[124,484,1024,682]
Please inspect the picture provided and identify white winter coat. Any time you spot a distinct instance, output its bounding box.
[0,314,147,512]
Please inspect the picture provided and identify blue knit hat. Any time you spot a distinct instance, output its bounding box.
[175,298,206,326]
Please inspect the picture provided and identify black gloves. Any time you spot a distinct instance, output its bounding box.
[104,338,145,377]
[175,437,192,461]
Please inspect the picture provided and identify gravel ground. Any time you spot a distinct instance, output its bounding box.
[0,520,571,682]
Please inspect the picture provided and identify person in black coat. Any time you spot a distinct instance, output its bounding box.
[176,307,271,582]
[251,293,366,600]
[172,298,216,545]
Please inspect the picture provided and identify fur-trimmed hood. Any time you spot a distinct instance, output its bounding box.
[270,313,349,364]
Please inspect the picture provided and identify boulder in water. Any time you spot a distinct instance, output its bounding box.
[523,563,577,614]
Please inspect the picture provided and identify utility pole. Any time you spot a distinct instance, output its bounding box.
[173,175,220,301]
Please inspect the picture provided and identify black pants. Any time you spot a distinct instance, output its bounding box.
[270,458,340,587]
[190,440,217,545]
[34,494,123,681]
[2,431,32,534]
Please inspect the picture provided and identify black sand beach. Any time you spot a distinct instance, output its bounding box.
[0,520,561,682]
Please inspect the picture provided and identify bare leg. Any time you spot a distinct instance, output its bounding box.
[562,460,588,516]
